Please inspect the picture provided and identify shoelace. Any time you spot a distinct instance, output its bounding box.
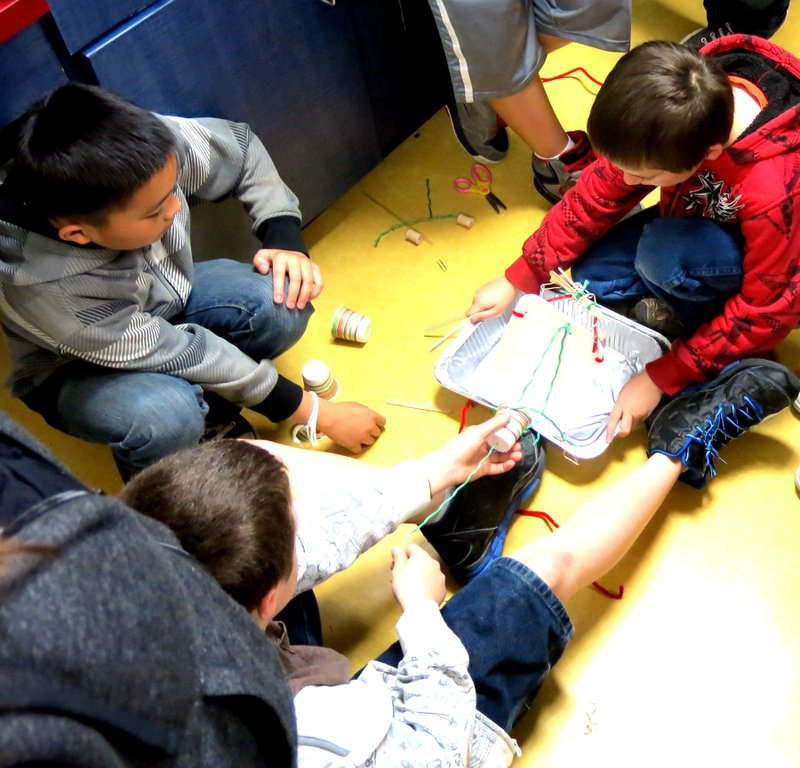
[699,22,734,45]
[685,395,764,479]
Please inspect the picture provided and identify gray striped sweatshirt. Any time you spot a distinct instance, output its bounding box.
[0,115,306,416]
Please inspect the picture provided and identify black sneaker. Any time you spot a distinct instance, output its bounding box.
[647,359,800,488]
[680,22,734,49]
[423,435,546,583]
[445,101,509,165]
[532,130,596,205]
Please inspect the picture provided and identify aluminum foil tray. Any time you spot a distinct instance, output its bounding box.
[434,292,670,459]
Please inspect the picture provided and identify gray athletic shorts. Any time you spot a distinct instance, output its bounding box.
[427,0,631,101]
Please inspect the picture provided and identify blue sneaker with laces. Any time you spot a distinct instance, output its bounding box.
[423,434,546,583]
[647,359,800,488]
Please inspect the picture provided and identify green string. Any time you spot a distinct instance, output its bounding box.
[401,445,497,546]
[373,178,459,247]
[410,306,592,538]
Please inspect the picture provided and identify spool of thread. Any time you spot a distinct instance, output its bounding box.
[331,305,373,344]
[456,213,475,229]
[491,409,531,452]
[405,227,424,245]
[302,360,339,400]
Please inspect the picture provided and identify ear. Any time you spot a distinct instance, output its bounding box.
[50,219,93,245]
[705,144,725,162]
[252,587,279,629]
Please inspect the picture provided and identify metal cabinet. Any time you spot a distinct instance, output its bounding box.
[0,19,67,132]
[1,0,446,222]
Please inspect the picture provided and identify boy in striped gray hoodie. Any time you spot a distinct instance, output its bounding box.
[0,84,384,478]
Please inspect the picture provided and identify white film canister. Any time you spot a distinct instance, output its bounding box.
[301,360,339,400]
[491,409,531,452]
[405,228,424,245]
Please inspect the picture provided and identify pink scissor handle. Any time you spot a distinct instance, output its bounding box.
[453,176,474,193]
[471,162,493,185]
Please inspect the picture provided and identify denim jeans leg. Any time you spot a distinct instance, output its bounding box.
[571,207,657,305]
[23,365,209,479]
[183,259,314,361]
[372,557,574,732]
[634,217,744,328]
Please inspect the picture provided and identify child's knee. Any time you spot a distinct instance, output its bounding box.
[511,544,575,599]
[112,383,207,462]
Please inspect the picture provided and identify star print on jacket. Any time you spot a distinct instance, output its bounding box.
[683,169,743,222]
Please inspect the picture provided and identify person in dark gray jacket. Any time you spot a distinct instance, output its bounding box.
[0,407,296,766]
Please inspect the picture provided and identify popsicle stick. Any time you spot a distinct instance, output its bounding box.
[428,319,471,351]
[423,314,467,334]
[385,398,450,414]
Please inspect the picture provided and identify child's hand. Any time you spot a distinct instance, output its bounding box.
[606,371,664,442]
[252,249,323,309]
[316,398,386,454]
[466,276,518,322]
[418,410,522,496]
[391,545,446,610]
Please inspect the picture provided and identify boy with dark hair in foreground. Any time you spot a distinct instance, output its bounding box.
[122,359,800,766]
[468,37,800,446]
[0,83,384,479]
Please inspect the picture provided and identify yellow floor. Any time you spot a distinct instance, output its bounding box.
[3,1,800,765]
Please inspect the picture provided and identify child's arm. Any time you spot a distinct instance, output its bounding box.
[166,115,320,311]
[645,207,800,397]
[390,544,446,610]
[383,544,476,761]
[252,248,322,310]
[291,414,521,593]
[605,369,664,441]
[465,275,518,322]
[506,158,648,295]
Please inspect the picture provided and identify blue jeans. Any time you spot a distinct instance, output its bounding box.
[704,0,789,37]
[571,208,744,330]
[371,557,574,732]
[22,259,312,478]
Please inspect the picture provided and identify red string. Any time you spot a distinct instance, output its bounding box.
[458,399,475,433]
[541,66,604,87]
[516,509,624,600]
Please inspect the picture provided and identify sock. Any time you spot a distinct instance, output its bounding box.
[534,134,576,161]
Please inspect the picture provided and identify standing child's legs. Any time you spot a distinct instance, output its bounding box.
[428,0,627,199]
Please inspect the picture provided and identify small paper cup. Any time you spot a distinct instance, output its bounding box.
[302,360,339,400]
[331,305,373,344]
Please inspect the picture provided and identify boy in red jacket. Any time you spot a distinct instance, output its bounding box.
[468,37,800,442]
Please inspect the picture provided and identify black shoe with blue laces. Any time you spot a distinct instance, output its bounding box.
[423,435,546,583]
[647,359,800,488]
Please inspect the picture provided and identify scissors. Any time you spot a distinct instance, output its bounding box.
[453,162,507,213]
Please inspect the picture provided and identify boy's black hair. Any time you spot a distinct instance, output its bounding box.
[14,83,177,222]
[120,440,294,611]
[587,41,734,173]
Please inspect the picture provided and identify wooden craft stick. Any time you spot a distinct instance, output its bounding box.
[428,319,471,352]
[423,314,467,334]
[385,398,450,414]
